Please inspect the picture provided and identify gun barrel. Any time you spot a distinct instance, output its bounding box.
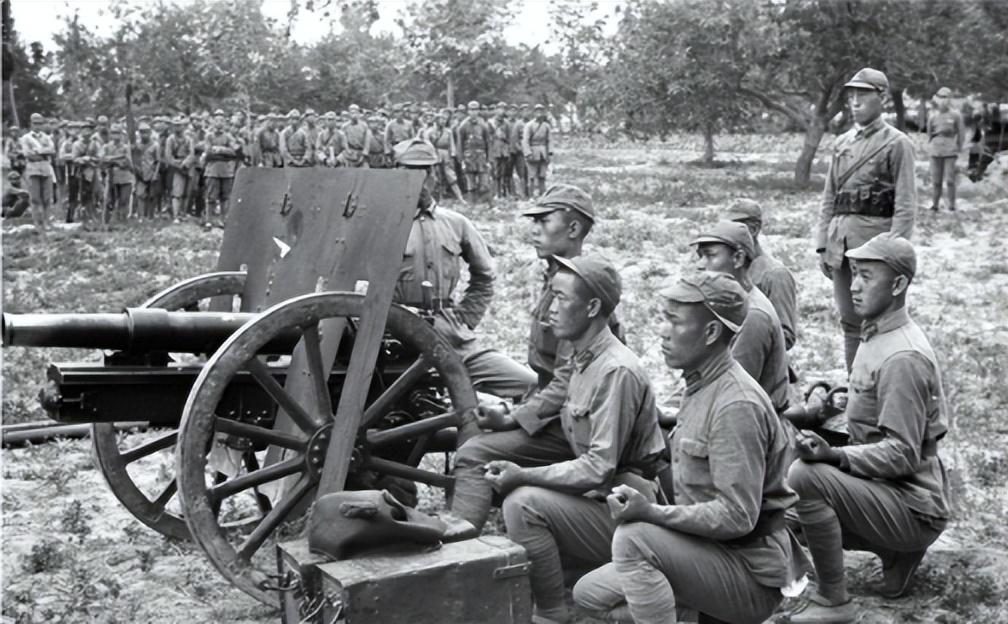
[2,308,298,354]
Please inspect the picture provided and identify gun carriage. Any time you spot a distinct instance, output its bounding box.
[2,168,483,606]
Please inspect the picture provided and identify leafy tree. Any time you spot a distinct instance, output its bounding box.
[601,0,763,162]
[2,34,59,123]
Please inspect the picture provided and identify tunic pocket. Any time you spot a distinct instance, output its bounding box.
[677,436,713,489]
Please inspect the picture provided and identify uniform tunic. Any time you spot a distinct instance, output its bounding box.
[750,245,798,350]
[732,286,790,412]
[385,119,415,152]
[458,118,490,171]
[19,132,56,179]
[926,109,965,158]
[817,117,916,270]
[203,130,239,178]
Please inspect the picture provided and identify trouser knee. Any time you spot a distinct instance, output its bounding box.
[611,521,657,561]
[787,459,832,499]
[501,485,550,532]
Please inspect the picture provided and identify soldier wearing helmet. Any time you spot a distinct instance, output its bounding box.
[392,138,536,401]
[816,67,917,371]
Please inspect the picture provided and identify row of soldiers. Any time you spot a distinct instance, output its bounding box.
[2,99,554,232]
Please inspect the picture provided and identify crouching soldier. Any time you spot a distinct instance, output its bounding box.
[454,255,668,624]
[783,233,949,624]
[573,270,801,624]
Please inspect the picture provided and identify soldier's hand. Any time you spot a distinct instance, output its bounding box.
[484,460,524,494]
[476,403,518,431]
[795,430,841,464]
[817,253,833,280]
[606,485,650,523]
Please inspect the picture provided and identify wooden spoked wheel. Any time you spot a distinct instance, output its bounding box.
[175,292,477,605]
[91,271,248,540]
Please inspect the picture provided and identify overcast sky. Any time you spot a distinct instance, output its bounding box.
[10,0,620,52]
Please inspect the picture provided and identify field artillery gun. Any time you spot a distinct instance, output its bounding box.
[2,168,484,606]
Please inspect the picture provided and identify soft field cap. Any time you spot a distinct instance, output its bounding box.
[552,254,621,313]
[845,232,917,278]
[660,270,749,333]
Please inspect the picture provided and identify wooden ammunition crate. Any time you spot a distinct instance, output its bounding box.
[277,535,532,624]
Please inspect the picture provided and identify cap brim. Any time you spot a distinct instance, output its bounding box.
[843,81,879,91]
[844,247,888,262]
[724,210,760,223]
[690,234,732,248]
[521,205,561,218]
[658,281,705,303]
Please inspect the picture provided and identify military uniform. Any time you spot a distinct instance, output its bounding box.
[926,86,965,211]
[58,125,79,222]
[314,117,344,167]
[385,115,416,156]
[510,106,530,197]
[490,105,511,197]
[367,116,388,168]
[424,118,461,199]
[523,107,552,196]
[164,121,194,221]
[573,271,800,624]
[457,103,491,199]
[19,115,57,229]
[454,256,667,622]
[135,127,161,219]
[339,114,373,168]
[786,234,948,624]
[203,119,241,220]
[256,121,283,168]
[817,68,916,371]
[101,130,134,221]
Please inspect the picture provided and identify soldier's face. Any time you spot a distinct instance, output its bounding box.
[531,211,573,259]
[849,259,905,320]
[468,109,479,121]
[695,243,739,274]
[847,88,883,125]
[548,271,596,340]
[660,301,718,370]
[935,95,949,109]
[139,129,151,141]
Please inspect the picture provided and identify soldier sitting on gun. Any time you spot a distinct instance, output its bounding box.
[391,138,537,400]
[783,234,950,624]
[454,254,667,624]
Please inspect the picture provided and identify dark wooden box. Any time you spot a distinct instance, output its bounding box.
[277,535,532,624]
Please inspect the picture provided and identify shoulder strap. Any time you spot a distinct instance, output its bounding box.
[834,131,900,190]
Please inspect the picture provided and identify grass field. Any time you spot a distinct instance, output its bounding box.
[2,134,1007,623]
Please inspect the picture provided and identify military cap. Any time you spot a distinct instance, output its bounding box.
[304,108,317,117]
[348,104,361,112]
[552,254,622,313]
[393,138,438,167]
[209,109,225,117]
[83,117,96,127]
[97,115,109,124]
[660,270,749,332]
[520,103,530,110]
[323,111,337,119]
[724,198,763,224]
[137,121,152,131]
[533,103,545,110]
[522,183,595,222]
[137,114,151,122]
[456,104,466,112]
[845,232,917,279]
[691,220,756,261]
[171,114,188,125]
[843,67,889,93]
[109,123,125,133]
[508,103,518,110]
[287,108,301,119]
[496,101,508,109]
[935,86,952,97]
[29,112,45,123]
[467,100,480,110]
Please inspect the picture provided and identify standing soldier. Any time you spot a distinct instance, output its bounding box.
[73,119,100,222]
[101,124,134,223]
[573,270,800,624]
[367,114,388,168]
[164,116,194,223]
[338,104,372,168]
[926,86,965,212]
[424,108,466,203]
[189,114,208,221]
[280,110,307,167]
[817,67,917,371]
[458,100,491,203]
[784,234,949,623]
[59,121,79,222]
[490,102,511,198]
[256,113,283,168]
[19,113,57,232]
[510,104,529,198]
[385,104,415,160]
[302,109,320,166]
[134,122,161,221]
[202,110,241,227]
[314,112,344,167]
[523,104,552,197]
[727,199,799,352]
[451,106,468,194]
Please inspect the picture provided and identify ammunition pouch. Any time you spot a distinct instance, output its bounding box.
[833,185,895,218]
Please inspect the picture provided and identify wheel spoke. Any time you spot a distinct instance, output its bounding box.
[153,479,178,507]
[363,456,454,489]
[121,431,178,464]
[301,323,334,421]
[246,358,323,434]
[235,476,313,561]
[366,411,458,447]
[208,456,305,504]
[362,356,431,429]
[214,417,307,451]
[243,452,274,515]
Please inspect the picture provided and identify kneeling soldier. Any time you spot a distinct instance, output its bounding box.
[784,233,949,623]
[454,255,667,624]
[573,270,800,624]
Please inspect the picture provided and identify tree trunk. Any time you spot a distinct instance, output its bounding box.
[892,88,906,131]
[795,115,827,187]
[702,123,715,164]
[2,79,17,126]
[917,98,928,135]
[446,75,454,109]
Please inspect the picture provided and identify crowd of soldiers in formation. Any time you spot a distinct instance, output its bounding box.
[1,99,554,231]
